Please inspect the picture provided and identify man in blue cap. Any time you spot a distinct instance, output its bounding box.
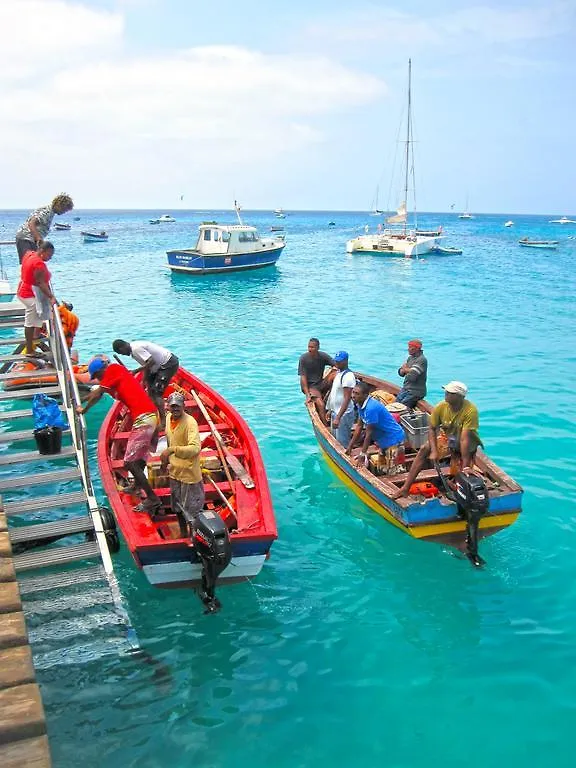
[347,380,405,472]
[78,357,162,514]
[326,351,356,446]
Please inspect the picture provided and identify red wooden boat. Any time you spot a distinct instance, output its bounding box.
[97,367,277,599]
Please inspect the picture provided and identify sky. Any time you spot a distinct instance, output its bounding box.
[0,0,574,214]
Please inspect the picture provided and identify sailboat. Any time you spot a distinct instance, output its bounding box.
[369,186,384,216]
[346,60,442,258]
[458,196,474,219]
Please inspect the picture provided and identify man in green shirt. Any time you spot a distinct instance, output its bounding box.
[392,381,483,498]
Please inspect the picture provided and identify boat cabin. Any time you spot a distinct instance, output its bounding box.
[194,223,264,255]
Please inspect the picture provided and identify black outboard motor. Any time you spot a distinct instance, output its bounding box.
[190,510,232,613]
[454,472,489,567]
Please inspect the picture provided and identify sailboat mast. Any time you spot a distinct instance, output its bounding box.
[403,59,412,235]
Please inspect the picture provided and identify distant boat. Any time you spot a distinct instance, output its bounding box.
[54,222,71,231]
[346,60,442,258]
[82,231,108,243]
[167,202,285,275]
[504,220,514,227]
[458,196,474,219]
[270,226,285,232]
[150,214,176,224]
[73,216,81,221]
[328,222,336,226]
[369,186,385,216]
[549,216,576,224]
[518,238,558,250]
[431,245,463,255]
[273,208,286,219]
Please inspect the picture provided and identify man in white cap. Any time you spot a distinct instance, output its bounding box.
[392,380,482,498]
[160,391,205,524]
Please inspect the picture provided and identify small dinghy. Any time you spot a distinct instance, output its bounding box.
[54,222,71,231]
[98,365,277,607]
[518,238,558,249]
[82,231,108,242]
[430,245,463,255]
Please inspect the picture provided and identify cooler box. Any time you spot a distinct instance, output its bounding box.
[400,411,429,450]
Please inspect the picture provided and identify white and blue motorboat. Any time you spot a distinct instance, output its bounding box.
[166,203,285,275]
[81,230,108,243]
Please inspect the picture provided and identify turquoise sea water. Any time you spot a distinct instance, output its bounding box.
[1,209,575,768]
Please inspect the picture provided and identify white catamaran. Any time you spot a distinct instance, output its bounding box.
[347,60,442,258]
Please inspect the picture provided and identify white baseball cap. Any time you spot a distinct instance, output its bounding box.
[442,381,468,396]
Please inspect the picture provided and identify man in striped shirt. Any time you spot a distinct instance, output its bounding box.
[15,194,74,263]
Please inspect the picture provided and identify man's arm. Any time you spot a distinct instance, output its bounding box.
[346,419,362,454]
[28,218,43,245]
[300,373,311,400]
[77,387,104,414]
[459,429,472,468]
[333,387,353,427]
[428,426,440,462]
[34,270,56,303]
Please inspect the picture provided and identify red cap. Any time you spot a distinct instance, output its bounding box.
[408,339,422,350]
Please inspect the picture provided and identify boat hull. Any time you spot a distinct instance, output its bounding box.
[166,246,284,274]
[97,367,277,590]
[307,375,522,549]
[346,234,442,257]
[519,242,558,249]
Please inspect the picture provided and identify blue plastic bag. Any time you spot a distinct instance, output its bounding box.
[32,393,68,431]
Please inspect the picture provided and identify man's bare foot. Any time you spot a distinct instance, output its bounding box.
[390,487,409,500]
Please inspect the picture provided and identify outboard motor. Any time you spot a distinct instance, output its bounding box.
[190,510,232,613]
[454,472,489,567]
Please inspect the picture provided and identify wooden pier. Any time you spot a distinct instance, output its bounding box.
[0,300,137,766]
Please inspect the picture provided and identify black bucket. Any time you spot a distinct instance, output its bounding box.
[34,427,63,455]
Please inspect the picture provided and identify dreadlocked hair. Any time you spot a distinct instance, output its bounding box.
[51,193,73,210]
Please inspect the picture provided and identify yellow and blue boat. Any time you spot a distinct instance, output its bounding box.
[306,374,523,552]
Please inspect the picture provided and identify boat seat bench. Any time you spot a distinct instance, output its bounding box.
[110,447,244,470]
[110,424,231,441]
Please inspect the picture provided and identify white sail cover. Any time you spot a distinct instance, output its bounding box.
[387,201,407,224]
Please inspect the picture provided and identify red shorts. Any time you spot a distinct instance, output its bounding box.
[124,412,158,463]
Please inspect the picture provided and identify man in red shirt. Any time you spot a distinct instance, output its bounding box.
[78,358,162,514]
[16,242,56,355]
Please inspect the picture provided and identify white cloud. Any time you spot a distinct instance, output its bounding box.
[0,0,385,206]
[303,3,575,50]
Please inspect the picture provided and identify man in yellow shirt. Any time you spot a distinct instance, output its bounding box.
[160,392,205,523]
[393,381,483,498]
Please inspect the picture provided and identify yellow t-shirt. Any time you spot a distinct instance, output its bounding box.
[166,412,202,484]
[430,400,482,448]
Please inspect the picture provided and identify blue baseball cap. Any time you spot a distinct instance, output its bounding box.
[88,357,107,378]
[334,351,349,362]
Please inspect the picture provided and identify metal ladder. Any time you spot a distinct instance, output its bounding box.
[0,302,138,667]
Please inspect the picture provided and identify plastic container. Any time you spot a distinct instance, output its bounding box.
[400,411,429,450]
[34,426,62,455]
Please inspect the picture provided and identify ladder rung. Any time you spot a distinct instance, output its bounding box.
[9,515,94,543]
[0,354,43,363]
[0,336,26,347]
[0,319,25,329]
[0,428,69,443]
[13,541,101,572]
[0,445,75,466]
[0,367,57,382]
[17,564,107,594]
[0,466,81,491]
[3,490,86,515]
[0,385,61,401]
[0,405,65,421]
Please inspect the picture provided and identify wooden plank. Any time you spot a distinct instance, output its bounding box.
[0,646,35,689]
[0,683,46,743]
[0,613,28,650]
[0,581,21,612]
[0,531,12,557]
[0,560,17,586]
[0,735,51,768]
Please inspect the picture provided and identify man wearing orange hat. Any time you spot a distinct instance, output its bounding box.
[395,339,427,409]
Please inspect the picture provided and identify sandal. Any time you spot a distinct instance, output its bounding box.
[134,499,162,514]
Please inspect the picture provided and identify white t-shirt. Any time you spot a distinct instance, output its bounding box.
[130,340,172,372]
[327,370,356,415]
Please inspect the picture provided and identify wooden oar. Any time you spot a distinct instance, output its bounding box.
[190,389,255,489]
[203,470,237,524]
